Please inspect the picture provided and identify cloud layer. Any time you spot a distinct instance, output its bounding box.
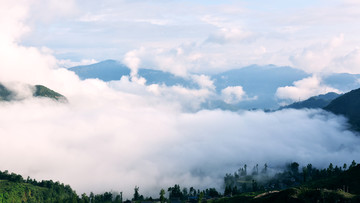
[1,92,360,198]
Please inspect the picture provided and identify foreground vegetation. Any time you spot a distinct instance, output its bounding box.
[0,161,359,202]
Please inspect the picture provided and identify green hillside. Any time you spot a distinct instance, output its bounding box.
[0,170,78,203]
[0,83,67,102]
[33,85,67,102]
[0,180,78,202]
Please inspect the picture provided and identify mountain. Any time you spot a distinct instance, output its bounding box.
[68,59,360,110]
[0,83,67,102]
[69,60,196,87]
[33,85,67,102]
[69,59,130,81]
[323,73,360,92]
[69,61,312,109]
[0,83,13,101]
[279,92,341,110]
[138,68,196,88]
[211,65,310,109]
[324,88,360,131]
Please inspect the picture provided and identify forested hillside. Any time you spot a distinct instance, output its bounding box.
[1,161,359,202]
[324,88,360,131]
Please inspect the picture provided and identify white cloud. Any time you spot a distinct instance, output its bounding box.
[202,15,254,44]
[0,1,30,43]
[331,48,360,74]
[290,34,344,74]
[122,44,203,77]
[29,0,78,24]
[58,58,98,68]
[1,97,359,198]
[276,75,340,102]
[221,86,256,104]
[190,74,215,90]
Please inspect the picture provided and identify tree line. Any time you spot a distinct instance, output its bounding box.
[0,160,357,202]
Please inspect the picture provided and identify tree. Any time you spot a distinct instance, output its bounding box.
[182,187,188,199]
[198,192,204,203]
[89,192,94,202]
[159,189,165,203]
[114,192,122,203]
[224,186,231,196]
[252,180,258,192]
[350,160,357,169]
[327,163,334,175]
[81,193,90,203]
[189,187,195,196]
[168,184,182,200]
[262,163,268,174]
[133,186,140,201]
[207,188,219,198]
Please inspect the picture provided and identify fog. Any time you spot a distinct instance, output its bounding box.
[0,79,359,198]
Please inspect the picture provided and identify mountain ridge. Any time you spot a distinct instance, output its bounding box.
[0,83,67,102]
[68,59,360,110]
[324,87,360,131]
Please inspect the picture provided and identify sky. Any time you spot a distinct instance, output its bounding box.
[1,0,360,199]
[20,0,360,75]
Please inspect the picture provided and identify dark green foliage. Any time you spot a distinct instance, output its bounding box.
[324,87,360,131]
[33,85,67,102]
[159,188,166,203]
[168,184,183,200]
[0,172,78,202]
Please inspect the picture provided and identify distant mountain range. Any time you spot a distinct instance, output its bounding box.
[0,83,66,102]
[69,60,360,110]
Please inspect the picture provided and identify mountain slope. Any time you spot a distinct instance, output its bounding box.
[0,83,13,101]
[0,170,78,202]
[324,88,360,131]
[0,83,67,102]
[323,73,360,92]
[33,85,67,101]
[280,92,340,110]
[211,65,310,109]
[138,68,196,88]
[69,59,131,81]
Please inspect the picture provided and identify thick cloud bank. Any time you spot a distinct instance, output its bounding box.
[0,89,359,198]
